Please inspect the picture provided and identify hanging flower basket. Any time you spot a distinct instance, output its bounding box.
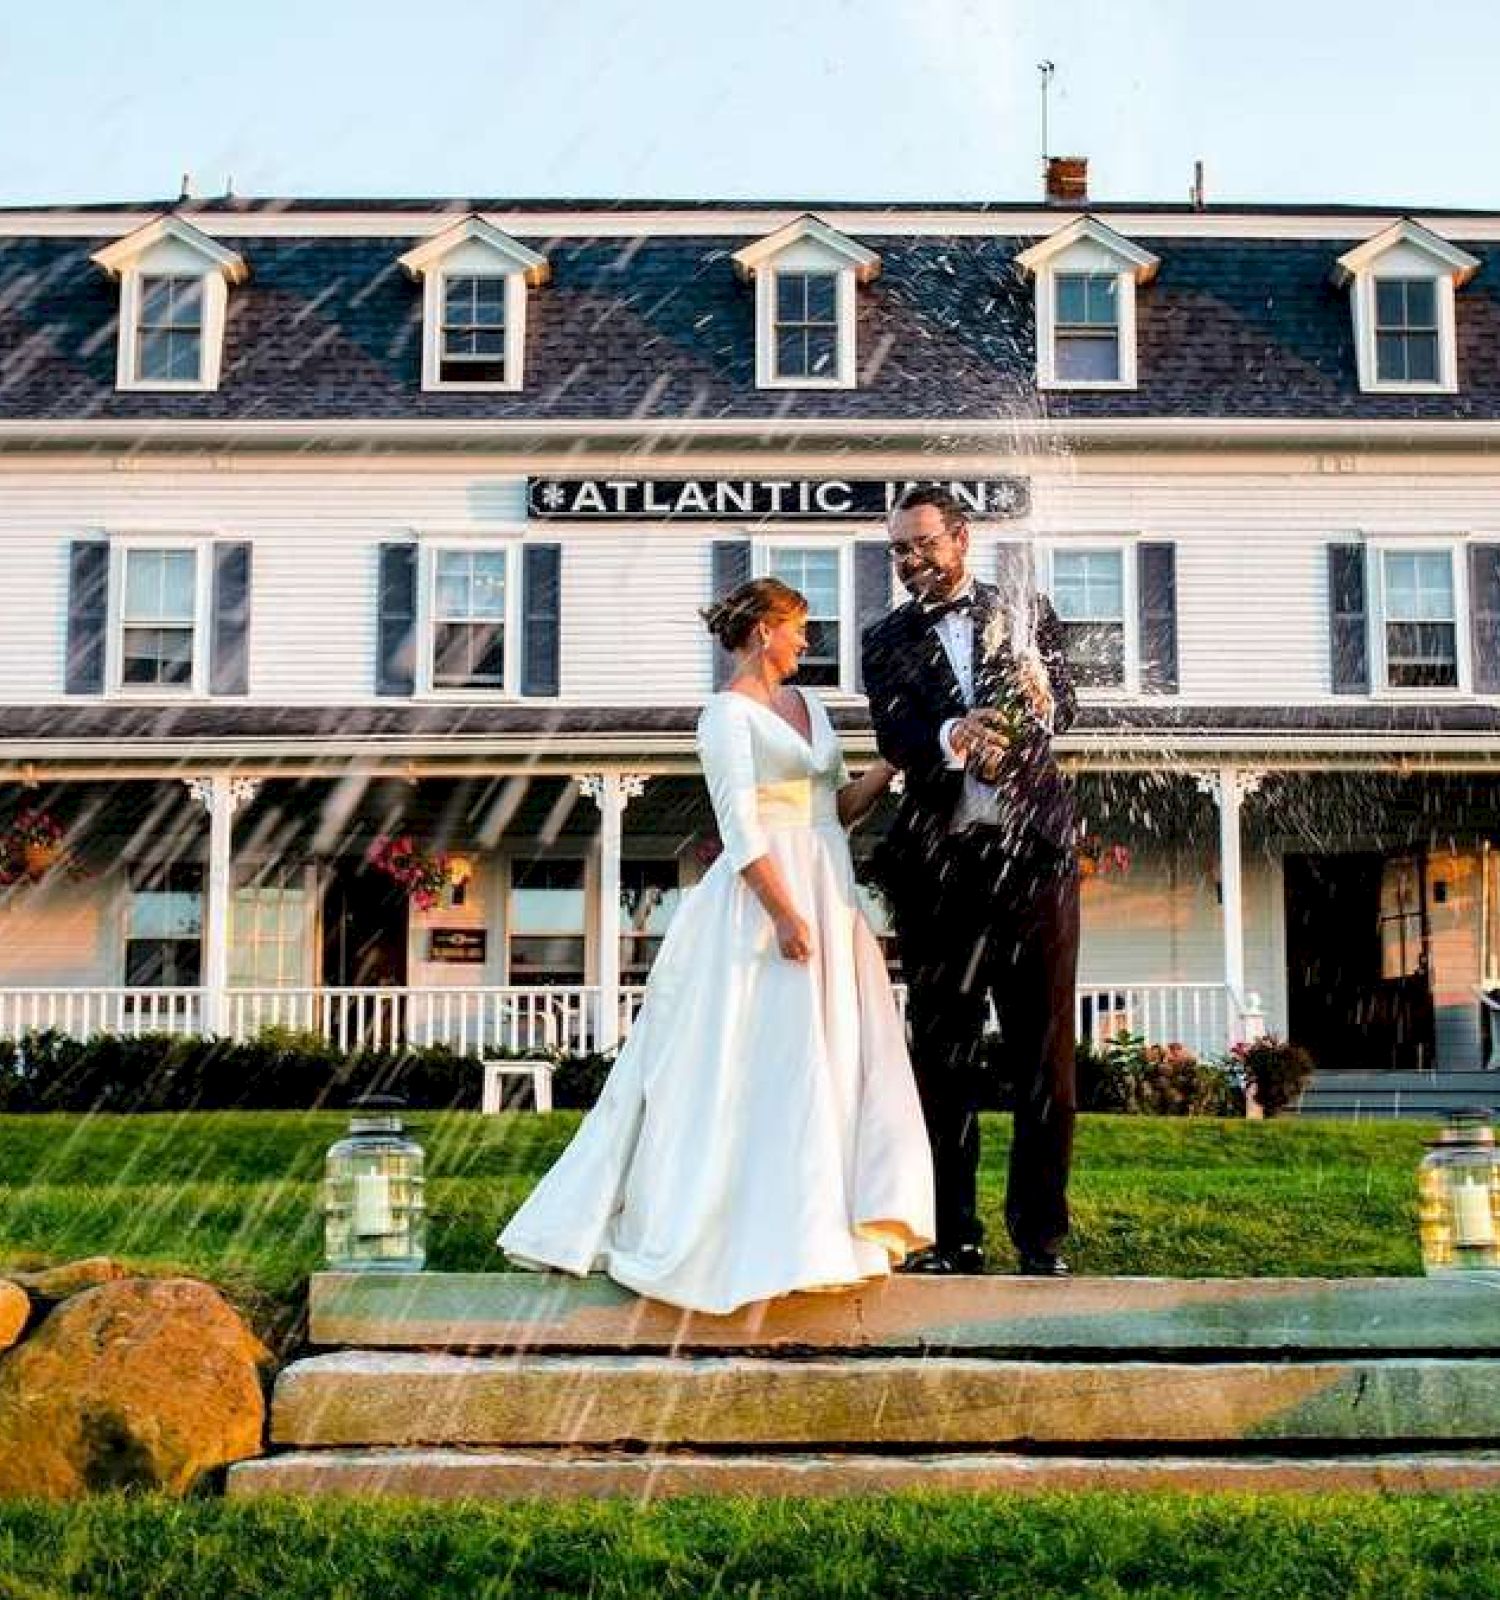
[0,807,65,885]
[366,833,453,911]
[1078,838,1131,880]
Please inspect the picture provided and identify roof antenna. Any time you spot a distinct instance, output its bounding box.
[224,174,236,199]
[1038,61,1056,176]
[1190,159,1206,211]
[178,171,193,203]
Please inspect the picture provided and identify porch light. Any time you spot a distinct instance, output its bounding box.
[1418,1110,1500,1274]
[324,1096,426,1272]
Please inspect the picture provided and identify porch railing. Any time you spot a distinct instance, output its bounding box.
[0,980,1246,1060]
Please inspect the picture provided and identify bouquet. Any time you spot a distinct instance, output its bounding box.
[366,833,453,910]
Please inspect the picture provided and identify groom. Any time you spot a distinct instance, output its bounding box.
[862,485,1079,1276]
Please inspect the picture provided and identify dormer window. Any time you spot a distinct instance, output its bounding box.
[397,216,549,393]
[732,215,880,391]
[91,215,248,393]
[1016,216,1159,392]
[1333,219,1479,395]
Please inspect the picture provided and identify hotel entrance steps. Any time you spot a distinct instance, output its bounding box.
[226,1272,1500,1500]
[1297,1069,1500,1121]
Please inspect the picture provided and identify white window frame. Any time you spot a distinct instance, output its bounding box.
[416,537,522,698]
[1016,219,1157,394]
[1369,539,1470,696]
[107,537,213,698]
[758,266,857,390]
[1036,538,1139,698]
[752,533,858,694]
[1334,221,1476,396]
[420,269,530,393]
[92,217,245,395]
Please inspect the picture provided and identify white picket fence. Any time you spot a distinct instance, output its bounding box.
[0,980,1249,1060]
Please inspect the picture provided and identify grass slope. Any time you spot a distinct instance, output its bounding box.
[0,1112,1429,1342]
[0,1493,1497,1599]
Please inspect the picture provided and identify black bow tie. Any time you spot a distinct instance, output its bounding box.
[921,591,976,625]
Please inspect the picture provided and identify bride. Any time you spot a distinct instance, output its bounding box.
[498,577,934,1314]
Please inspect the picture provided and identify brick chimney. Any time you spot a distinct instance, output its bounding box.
[1044,156,1089,205]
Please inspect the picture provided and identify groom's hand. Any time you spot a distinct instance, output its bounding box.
[953,709,1011,783]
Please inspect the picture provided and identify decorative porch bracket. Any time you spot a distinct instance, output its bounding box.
[184,775,263,1036]
[577,773,650,1052]
[1192,766,1268,1047]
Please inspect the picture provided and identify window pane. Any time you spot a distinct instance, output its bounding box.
[1376,331,1406,382]
[1060,620,1127,687]
[1052,551,1124,620]
[1386,621,1458,687]
[769,547,839,612]
[1384,552,1454,621]
[804,272,837,322]
[1405,333,1439,383]
[775,329,806,379]
[1375,279,1405,326]
[797,618,841,685]
[805,329,837,376]
[1403,280,1436,327]
[1057,273,1116,328]
[434,622,504,687]
[776,273,804,322]
[1055,333,1119,382]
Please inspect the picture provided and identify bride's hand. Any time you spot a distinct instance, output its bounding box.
[773,910,813,963]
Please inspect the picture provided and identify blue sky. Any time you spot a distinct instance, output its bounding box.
[2,0,1496,208]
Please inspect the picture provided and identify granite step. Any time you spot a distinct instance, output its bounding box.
[308,1272,1500,1356]
[228,1447,1500,1501]
[270,1351,1500,1450]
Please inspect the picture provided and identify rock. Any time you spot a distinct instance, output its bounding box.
[0,1277,273,1498]
[0,1282,27,1351]
[3,1257,127,1301]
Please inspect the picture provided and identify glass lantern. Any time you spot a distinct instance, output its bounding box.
[1418,1110,1500,1275]
[324,1097,426,1272]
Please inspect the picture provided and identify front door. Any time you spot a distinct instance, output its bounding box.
[320,864,409,990]
[1285,852,1435,1071]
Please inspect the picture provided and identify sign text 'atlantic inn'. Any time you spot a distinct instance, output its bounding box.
[527,477,1030,521]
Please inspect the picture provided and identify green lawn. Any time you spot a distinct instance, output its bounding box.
[0,1492,1497,1599]
[0,1111,1429,1345]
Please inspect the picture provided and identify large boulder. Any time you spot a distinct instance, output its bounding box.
[0,1277,272,1498]
[3,1257,126,1302]
[0,1282,27,1351]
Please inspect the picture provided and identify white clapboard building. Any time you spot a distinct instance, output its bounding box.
[1,164,1498,1096]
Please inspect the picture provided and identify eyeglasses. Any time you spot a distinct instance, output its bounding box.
[887,533,950,562]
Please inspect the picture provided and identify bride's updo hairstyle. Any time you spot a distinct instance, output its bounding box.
[701,577,807,652]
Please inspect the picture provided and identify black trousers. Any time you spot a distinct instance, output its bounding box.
[891,832,1079,1258]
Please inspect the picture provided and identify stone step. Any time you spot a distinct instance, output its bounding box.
[271,1352,1500,1450]
[227,1448,1500,1501]
[308,1272,1500,1355]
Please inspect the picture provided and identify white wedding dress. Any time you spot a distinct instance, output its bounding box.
[498,687,934,1314]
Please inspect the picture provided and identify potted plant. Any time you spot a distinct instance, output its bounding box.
[1077,837,1131,880]
[365,834,453,911]
[0,807,65,884]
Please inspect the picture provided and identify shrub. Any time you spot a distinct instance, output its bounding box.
[1077,1031,1244,1117]
[1233,1035,1315,1117]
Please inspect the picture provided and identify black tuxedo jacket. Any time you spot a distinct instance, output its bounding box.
[861,580,1078,896]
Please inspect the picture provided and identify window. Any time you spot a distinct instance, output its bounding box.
[1054,273,1119,383]
[137,276,204,384]
[1015,218,1158,392]
[508,858,585,984]
[397,218,548,393]
[91,215,245,394]
[1382,550,1459,689]
[731,217,878,391]
[1051,549,1127,688]
[1374,279,1439,385]
[439,275,507,384]
[125,864,202,986]
[619,861,682,982]
[119,548,198,689]
[773,272,839,381]
[230,869,312,988]
[765,545,841,687]
[431,548,508,689]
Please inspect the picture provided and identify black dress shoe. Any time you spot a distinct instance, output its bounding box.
[1016,1252,1071,1277]
[947,1243,987,1274]
[899,1247,954,1275]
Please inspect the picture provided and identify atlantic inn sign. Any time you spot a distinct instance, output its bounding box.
[527,477,1030,521]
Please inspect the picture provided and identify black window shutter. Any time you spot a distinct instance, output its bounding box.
[521,542,562,697]
[1471,543,1500,694]
[1328,544,1370,695]
[65,541,109,695]
[853,540,891,692]
[210,542,252,696]
[710,539,752,689]
[1137,542,1179,695]
[376,543,418,697]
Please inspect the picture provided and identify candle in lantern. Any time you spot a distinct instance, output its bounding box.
[1452,1178,1496,1250]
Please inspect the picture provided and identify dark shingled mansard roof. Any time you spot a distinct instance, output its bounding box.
[4,219,1500,423]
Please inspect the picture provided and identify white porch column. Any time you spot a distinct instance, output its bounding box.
[184,775,262,1037]
[577,773,649,1052]
[1194,765,1266,1042]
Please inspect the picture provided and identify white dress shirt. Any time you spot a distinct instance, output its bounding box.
[923,580,1003,832]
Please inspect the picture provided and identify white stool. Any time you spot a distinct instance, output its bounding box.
[481,1056,556,1114]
